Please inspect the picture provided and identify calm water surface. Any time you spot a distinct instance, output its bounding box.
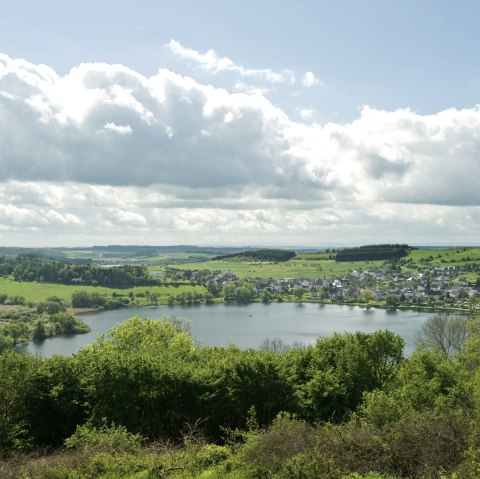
[23,303,431,357]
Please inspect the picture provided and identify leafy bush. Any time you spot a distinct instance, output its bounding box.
[65,423,143,455]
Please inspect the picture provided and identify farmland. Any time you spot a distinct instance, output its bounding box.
[173,247,480,280]
[0,276,207,305]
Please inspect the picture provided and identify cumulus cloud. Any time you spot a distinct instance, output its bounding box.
[302,71,320,87]
[0,53,331,196]
[1,52,480,245]
[167,39,295,84]
[2,52,480,208]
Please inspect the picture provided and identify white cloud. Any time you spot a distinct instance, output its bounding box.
[110,208,147,225]
[103,122,133,134]
[167,39,295,84]
[2,53,480,208]
[1,53,480,245]
[45,210,81,224]
[302,71,320,87]
[300,108,315,120]
[0,204,46,226]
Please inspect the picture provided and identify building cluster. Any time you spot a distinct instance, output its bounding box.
[202,263,479,308]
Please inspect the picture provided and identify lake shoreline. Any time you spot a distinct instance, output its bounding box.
[23,302,434,358]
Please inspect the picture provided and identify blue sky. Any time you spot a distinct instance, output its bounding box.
[0,1,479,246]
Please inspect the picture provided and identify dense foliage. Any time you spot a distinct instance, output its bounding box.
[6,255,156,287]
[2,314,480,478]
[0,297,89,349]
[336,244,411,262]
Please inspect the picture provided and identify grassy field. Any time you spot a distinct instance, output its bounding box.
[173,257,385,280]
[171,247,480,280]
[0,277,207,305]
[1,247,478,303]
[408,247,480,264]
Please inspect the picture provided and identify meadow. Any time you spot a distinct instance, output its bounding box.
[174,257,383,279]
[0,277,207,305]
[173,247,480,280]
[1,246,479,305]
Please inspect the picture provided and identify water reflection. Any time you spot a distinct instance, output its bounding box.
[22,303,431,357]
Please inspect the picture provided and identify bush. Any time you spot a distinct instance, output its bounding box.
[65,423,143,455]
[240,413,316,473]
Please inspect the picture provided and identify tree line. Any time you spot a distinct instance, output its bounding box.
[335,244,411,262]
[5,255,156,287]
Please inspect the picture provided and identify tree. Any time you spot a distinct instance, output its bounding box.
[293,287,305,302]
[21,355,86,447]
[32,321,47,340]
[360,289,375,309]
[36,300,64,315]
[286,330,404,422]
[261,290,273,303]
[0,352,39,453]
[0,335,13,353]
[223,283,237,303]
[144,290,151,304]
[236,286,253,303]
[415,313,468,358]
[385,294,400,310]
[259,338,291,354]
[207,282,219,297]
[150,293,159,305]
[71,290,90,308]
[318,287,328,303]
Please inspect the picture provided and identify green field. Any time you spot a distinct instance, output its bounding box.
[173,257,384,280]
[0,277,207,305]
[408,247,480,264]
[171,247,480,280]
[1,246,478,303]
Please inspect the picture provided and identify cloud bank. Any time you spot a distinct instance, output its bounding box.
[0,52,479,245]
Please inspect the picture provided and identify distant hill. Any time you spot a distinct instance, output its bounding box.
[214,249,296,262]
[89,245,244,255]
[335,244,412,262]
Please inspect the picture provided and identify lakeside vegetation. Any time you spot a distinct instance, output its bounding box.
[1,312,480,478]
[0,297,89,351]
[0,245,479,347]
[0,244,479,476]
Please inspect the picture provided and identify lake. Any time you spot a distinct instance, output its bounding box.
[21,303,432,357]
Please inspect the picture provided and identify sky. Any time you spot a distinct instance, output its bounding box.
[1,0,480,247]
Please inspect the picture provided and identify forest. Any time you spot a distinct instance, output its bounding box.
[2,313,480,478]
[335,244,412,262]
[3,255,157,288]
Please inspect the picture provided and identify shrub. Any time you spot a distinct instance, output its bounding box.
[65,423,143,455]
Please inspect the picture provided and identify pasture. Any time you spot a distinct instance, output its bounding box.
[0,277,207,305]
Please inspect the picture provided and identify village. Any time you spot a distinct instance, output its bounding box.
[189,260,480,310]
